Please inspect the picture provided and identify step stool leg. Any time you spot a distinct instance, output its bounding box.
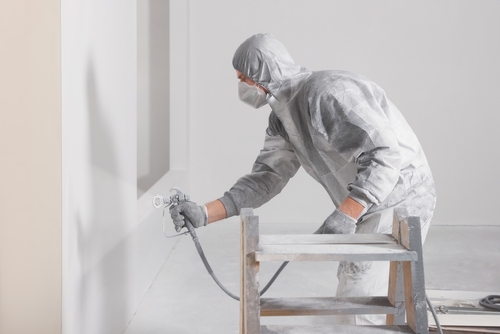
[387,261,406,325]
[387,214,406,325]
[240,209,260,334]
[401,217,429,334]
[240,212,246,334]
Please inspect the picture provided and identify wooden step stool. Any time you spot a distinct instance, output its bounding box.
[240,208,428,334]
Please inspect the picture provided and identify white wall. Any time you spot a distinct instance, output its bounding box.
[188,0,500,226]
[61,1,189,333]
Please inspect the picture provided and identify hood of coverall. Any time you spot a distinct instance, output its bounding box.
[232,33,311,105]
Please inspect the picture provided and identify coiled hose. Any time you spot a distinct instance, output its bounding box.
[480,295,500,311]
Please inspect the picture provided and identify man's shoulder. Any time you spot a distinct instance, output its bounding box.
[308,70,374,86]
[304,70,383,99]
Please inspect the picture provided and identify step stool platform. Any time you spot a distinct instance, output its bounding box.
[261,325,415,334]
[259,234,398,245]
[256,243,417,262]
[260,296,398,316]
[256,233,417,262]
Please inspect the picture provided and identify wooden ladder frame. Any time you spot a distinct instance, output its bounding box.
[240,208,429,334]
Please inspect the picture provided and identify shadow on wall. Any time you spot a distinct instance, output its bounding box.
[75,59,129,334]
[137,0,170,198]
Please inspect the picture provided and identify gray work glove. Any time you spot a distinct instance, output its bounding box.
[170,201,208,232]
[314,209,357,234]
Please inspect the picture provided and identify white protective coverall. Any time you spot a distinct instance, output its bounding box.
[219,33,436,325]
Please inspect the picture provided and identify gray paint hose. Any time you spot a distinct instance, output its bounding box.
[185,220,288,301]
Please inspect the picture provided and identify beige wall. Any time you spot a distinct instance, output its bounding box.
[0,1,62,333]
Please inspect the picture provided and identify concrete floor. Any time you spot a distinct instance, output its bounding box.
[124,223,500,334]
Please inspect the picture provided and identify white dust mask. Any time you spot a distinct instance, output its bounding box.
[238,82,268,109]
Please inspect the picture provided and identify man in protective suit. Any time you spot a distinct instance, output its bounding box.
[170,33,436,325]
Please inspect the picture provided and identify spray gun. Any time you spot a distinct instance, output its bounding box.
[152,187,241,299]
[153,187,197,235]
[152,187,289,301]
